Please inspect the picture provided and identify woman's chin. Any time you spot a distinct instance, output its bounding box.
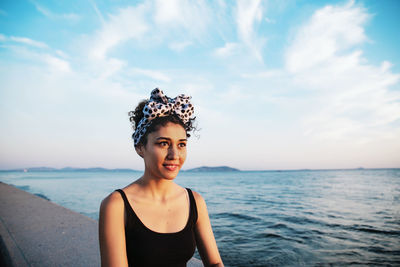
[161,167,181,180]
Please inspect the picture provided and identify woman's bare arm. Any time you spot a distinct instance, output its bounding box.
[98,192,129,267]
[193,191,224,267]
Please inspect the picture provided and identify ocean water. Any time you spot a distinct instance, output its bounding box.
[1,169,399,266]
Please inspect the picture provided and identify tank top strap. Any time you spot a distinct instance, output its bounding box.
[115,189,135,215]
[186,188,198,225]
[116,188,198,226]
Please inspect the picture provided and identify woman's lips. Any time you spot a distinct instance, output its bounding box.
[163,164,179,171]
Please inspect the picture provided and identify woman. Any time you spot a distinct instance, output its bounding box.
[99,88,224,267]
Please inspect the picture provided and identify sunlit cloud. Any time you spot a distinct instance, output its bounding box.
[42,54,71,72]
[130,68,171,82]
[88,0,105,25]
[283,1,400,142]
[153,0,211,39]
[90,4,149,60]
[88,0,212,59]
[1,35,48,49]
[169,41,193,52]
[235,0,265,62]
[285,0,368,72]
[214,42,241,58]
[30,0,80,21]
[265,17,275,24]
[0,35,70,72]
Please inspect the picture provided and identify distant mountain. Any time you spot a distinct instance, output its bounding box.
[27,167,57,172]
[185,166,240,172]
[60,167,137,172]
[1,166,240,172]
[0,167,138,172]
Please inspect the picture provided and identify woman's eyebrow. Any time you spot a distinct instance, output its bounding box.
[156,137,187,141]
[156,137,170,140]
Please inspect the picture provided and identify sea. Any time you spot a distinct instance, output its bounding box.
[1,169,399,266]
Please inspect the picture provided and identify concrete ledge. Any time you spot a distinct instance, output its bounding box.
[0,182,203,267]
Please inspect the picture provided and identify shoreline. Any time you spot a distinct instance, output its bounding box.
[0,182,202,266]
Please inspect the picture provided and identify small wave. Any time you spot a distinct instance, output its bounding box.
[258,232,285,239]
[366,245,399,255]
[213,212,262,222]
[327,213,343,219]
[269,222,291,230]
[282,214,322,226]
[278,215,400,238]
[351,224,400,236]
[333,249,363,257]
[256,232,307,245]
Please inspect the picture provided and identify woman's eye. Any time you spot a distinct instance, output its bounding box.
[178,143,187,148]
[158,141,169,147]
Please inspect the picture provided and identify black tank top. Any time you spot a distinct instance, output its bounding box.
[115,188,198,267]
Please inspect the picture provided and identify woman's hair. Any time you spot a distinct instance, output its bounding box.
[129,99,196,147]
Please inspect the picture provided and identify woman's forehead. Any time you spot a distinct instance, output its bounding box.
[150,122,187,139]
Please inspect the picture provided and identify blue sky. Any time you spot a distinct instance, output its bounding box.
[0,0,399,170]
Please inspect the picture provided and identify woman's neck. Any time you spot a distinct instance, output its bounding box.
[135,175,178,201]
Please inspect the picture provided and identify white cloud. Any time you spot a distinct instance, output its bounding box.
[43,54,71,72]
[221,86,251,103]
[169,41,192,52]
[55,50,69,58]
[87,0,213,69]
[94,58,126,80]
[130,68,171,82]
[90,4,149,60]
[241,69,283,78]
[265,17,275,24]
[153,0,211,39]
[286,0,368,72]
[235,0,265,62]
[9,36,48,49]
[0,34,71,73]
[154,0,181,25]
[214,42,240,57]
[88,0,105,25]
[31,1,80,21]
[0,34,48,49]
[283,1,400,142]
[1,44,71,74]
[216,0,227,9]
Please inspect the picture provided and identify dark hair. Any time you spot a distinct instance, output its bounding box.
[129,99,196,147]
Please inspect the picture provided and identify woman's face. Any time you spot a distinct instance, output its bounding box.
[138,122,187,180]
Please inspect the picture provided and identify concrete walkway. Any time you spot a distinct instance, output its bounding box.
[0,182,203,267]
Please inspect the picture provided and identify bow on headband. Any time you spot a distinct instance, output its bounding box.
[132,88,194,146]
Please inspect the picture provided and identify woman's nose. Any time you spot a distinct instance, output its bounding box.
[167,146,178,159]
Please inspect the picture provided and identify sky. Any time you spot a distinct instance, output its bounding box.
[0,0,399,171]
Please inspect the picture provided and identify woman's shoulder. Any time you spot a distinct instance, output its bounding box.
[100,190,125,213]
[188,189,207,209]
[189,189,202,199]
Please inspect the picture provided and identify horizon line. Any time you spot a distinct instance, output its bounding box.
[1,166,399,172]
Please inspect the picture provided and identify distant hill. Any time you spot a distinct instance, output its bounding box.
[1,166,241,172]
[185,166,240,172]
[59,167,137,172]
[0,167,138,172]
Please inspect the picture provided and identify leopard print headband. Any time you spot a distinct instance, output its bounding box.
[130,88,194,146]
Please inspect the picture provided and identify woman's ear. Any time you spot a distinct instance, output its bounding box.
[135,144,144,158]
